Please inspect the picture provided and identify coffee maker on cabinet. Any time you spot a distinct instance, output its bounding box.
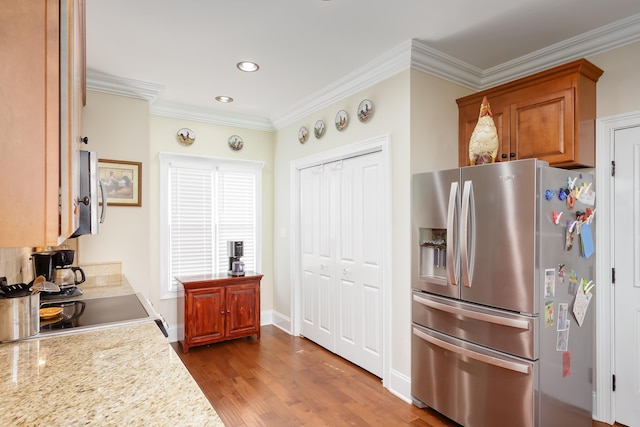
[227,241,245,277]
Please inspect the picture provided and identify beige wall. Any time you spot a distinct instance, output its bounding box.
[78,91,275,327]
[76,92,151,296]
[588,41,640,118]
[146,115,275,325]
[409,69,472,174]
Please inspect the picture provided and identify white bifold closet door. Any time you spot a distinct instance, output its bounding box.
[300,151,383,377]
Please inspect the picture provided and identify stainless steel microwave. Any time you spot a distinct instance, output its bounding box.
[71,151,106,237]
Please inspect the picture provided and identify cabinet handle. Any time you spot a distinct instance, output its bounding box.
[510,152,516,158]
[81,136,89,144]
[501,153,507,159]
[79,196,90,206]
[220,310,225,315]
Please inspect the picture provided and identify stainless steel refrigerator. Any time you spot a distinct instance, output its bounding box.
[411,159,596,427]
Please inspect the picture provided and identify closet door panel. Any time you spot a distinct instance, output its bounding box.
[336,153,383,377]
[357,154,383,376]
[300,166,332,349]
[336,161,360,362]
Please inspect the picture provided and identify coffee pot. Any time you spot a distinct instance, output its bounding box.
[32,249,86,296]
[54,266,86,288]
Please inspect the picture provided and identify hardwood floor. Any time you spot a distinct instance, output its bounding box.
[172,325,614,427]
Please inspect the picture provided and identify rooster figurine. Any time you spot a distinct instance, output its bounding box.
[469,96,499,165]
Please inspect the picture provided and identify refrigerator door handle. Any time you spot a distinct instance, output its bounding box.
[413,327,530,375]
[413,293,530,330]
[446,182,459,286]
[460,180,475,287]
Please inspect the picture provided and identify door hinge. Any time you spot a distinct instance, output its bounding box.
[612,268,615,284]
[611,160,616,177]
[613,374,616,391]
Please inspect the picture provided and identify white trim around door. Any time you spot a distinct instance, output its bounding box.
[595,110,640,424]
[289,134,392,388]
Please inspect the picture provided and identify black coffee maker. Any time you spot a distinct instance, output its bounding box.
[227,241,245,277]
[32,250,85,299]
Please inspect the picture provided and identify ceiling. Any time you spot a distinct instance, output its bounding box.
[86,0,640,130]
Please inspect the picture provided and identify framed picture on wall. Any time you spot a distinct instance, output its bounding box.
[98,159,142,206]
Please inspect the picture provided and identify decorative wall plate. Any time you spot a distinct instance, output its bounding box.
[298,126,309,144]
[228,135,244,151]
[314,120,326,139]
[177,128,195,145]
[357,99,374,122]
[335,110,349,131]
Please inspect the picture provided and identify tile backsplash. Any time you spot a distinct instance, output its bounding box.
[0,247,31,284]
[0,239,78,284]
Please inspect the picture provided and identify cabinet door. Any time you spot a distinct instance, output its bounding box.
[187,288,225,343]
[59,0,85,238]
[458,100,509,167]
[226,284,259,338]
[0,0,84,246]
[510,87,574,165]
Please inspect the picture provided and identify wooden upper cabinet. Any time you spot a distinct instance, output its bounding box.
[457,59,603,168]
[0,0,85,247]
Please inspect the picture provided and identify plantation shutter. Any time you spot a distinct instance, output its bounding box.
[168,164,214,291]
[163,154,261,296]
[216,169,256,274]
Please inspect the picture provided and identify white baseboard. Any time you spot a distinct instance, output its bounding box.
[387,369,412,404]
[270,310,292,334]
[166,324,179,343]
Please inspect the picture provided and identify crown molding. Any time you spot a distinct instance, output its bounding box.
[478,13,640,88]
[409,13,640,92]
[86,13,640,131]
[86,70,165,103]
[150,101,275,132]
[270,40,412,129]
[410,40,483,90]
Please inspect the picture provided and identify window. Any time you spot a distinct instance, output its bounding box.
[159,153,263,298]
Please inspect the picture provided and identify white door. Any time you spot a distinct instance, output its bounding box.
[335,153,383,376]
[614,125,640,426]
[299,151,383,377]
[300,164,334,350]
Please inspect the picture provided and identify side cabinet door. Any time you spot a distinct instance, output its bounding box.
[188,288,225,343]
[226,284,259,338]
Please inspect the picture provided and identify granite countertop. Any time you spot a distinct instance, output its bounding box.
[77,274,137,299]
[0,276,224,426]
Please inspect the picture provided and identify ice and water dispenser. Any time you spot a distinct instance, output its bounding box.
[418,228,447,279]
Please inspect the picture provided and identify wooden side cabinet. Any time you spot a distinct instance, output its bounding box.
[177,273,262,353]
[456,58,603,169]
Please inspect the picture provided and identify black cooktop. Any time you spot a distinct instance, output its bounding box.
[39,294,150,333]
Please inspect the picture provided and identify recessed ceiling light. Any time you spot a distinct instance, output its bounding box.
[236,61,259,72]
[215,96,233,103]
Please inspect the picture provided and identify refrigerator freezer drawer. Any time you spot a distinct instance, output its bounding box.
[412,291,537,360]
[411,324,537,427]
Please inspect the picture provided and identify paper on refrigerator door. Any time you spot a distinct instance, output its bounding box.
[572,284,592,327]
